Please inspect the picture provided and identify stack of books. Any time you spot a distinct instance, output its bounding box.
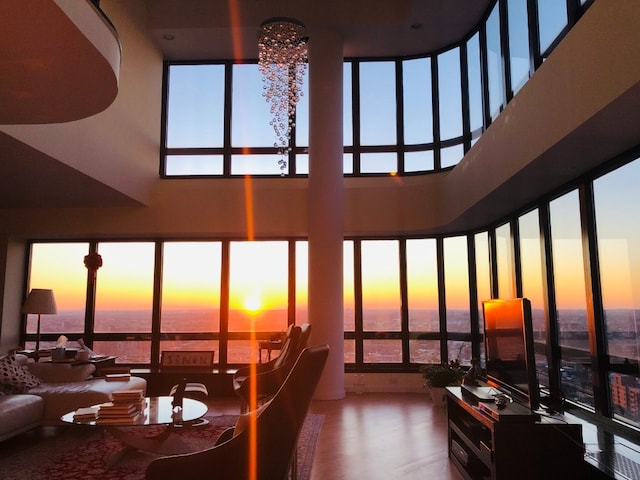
[95,389,146,424]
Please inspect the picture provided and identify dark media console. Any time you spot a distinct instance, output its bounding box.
[446,387,585,480]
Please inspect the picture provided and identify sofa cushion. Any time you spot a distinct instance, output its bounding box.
[0,352,42,394]
[0,394,44,442]
[27,362,96,383]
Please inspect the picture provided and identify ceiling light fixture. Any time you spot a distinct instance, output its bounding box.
[257,17,308,173]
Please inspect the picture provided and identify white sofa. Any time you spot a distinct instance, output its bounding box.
[0,353,147,439]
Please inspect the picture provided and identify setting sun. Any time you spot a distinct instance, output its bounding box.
[243,293,263,313]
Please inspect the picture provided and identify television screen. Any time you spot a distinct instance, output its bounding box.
[482,298,539,411]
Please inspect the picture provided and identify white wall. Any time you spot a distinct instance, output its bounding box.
[344,372,426,394]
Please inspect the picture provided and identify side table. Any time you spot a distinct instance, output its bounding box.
[258,340,283,363]
[73,356,117,376]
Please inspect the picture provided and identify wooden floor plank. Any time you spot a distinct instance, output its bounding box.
[209,392,464,480]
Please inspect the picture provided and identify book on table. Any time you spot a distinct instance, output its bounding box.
[105,372,131,381]
[111,389,145,402]
[95,412,145,424]
[73,406,99,421]
[98,402,139,415]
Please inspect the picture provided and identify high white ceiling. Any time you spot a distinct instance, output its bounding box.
[146,0,493,60]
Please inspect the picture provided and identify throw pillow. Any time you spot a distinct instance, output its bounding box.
[0,352,42,393]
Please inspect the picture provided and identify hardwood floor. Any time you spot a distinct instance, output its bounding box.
[308,393,463,480]
[0,393,463,480]
[210,392,464,480]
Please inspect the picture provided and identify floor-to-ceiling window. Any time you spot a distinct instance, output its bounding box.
[406,239,440,363]
[25,242,88,342]
[593,159,640,428]
[160,242,222,364]
[443,236,472,363]
[518,209,548,388]
[549,190,593,408]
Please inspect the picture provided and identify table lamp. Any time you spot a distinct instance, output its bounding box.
[21,289,57,352]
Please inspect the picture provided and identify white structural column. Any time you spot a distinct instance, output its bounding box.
[307,29,345,400]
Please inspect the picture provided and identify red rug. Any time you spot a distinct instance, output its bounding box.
[0,414,323,480]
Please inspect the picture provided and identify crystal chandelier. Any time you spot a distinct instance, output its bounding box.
[257,17,308,173]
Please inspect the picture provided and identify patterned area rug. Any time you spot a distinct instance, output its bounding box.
[0,414,324,480]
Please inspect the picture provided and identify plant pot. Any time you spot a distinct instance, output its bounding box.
[430,387,447,407]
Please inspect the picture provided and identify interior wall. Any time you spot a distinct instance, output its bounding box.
[344,372,426,394]
[0,238,27,353]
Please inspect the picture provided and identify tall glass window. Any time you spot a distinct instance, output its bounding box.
[361,241,402,364]
[343,63,354,148]
[537,0,569,54]
[475,232,491,364]
[594,158,640,426]
[359,62,397,146]
[294,70,310,148]
[467,33,484,143]
[295,241,309,324]
[344,241,356,363]
[406,239,439,332]
[166,64,224,148]
[437,48,463,141]
[518,209,548,387]
[231,64,274,148]
[228,241,289,363]
[26,243,89,349]
[444,236,471,336]
[94,242,155,334]
[486,3,505,121]
[93,242,155,363]
[361,240,401,333]
[403,58,433,145]
[549,190,592,407]
[495,222,515,298]
[507,0,531,95]
[165,64,226,175]
[161,242,221,334]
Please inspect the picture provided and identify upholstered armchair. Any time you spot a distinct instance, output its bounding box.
[233,323,312,412]
[145,344,329,480]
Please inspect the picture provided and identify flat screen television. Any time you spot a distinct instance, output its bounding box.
[482,298,540,411]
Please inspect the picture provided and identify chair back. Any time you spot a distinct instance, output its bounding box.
[272,324,301,369]
[298,323,312,349]
[146,344,330,480]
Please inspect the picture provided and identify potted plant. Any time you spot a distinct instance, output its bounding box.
[420,360,464,406]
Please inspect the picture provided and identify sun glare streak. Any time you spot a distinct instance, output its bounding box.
[248,313,258,480]
[227,3,256,474]
[244,174,255,241]
[228,0,243,61]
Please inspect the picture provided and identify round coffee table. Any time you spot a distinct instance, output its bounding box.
[61,396,209,461]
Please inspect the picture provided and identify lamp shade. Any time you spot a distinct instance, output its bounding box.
[21,289,57,314]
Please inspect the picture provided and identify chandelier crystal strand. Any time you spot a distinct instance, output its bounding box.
[258,18,308,173]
